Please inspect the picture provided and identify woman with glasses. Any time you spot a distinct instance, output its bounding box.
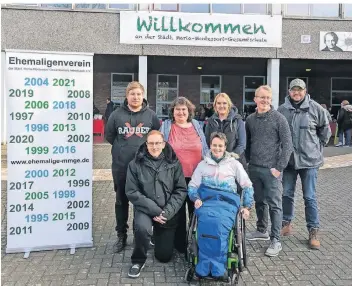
[160,97,209,256]
[125,130,187,278]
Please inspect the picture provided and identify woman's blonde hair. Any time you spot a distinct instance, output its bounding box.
[213,93,233,115]
[126,81,145,96]
[342,100,350,106]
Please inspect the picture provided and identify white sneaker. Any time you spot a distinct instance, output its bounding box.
[265,238,282,257]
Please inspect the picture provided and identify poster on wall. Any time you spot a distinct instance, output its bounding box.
[120,11,282,48]
[5,50,93,255]
[319,31,352,52]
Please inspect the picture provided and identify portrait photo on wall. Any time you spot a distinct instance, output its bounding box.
[319,31,352,52]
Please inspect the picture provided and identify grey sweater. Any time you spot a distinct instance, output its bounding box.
[245,108,293,172]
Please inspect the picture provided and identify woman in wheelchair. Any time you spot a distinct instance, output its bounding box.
[186,131,254,283]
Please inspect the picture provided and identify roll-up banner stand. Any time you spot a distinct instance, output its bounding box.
[5,50,93,258]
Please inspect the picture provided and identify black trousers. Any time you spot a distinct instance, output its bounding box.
[132,210,177,264]
[238,153,248,173]
[113,170,129,235]
[174,177,194,254]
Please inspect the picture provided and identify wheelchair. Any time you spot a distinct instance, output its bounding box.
[184,204,247,285]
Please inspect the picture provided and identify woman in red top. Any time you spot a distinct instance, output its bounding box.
[160,97,209,255]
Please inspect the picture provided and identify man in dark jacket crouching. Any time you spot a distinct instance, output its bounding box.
[125,130,187,278]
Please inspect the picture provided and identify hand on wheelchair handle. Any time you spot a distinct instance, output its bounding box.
[194,199,203,209]
[241,208,250,220]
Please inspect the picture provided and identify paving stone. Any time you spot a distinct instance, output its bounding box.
[1,146,352,285]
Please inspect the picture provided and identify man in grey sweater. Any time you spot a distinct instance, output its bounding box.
[245,85,293,257]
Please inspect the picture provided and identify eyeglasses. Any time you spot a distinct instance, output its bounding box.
[146,142,164,146]
[290,88,304,92]
[255,96,272,101]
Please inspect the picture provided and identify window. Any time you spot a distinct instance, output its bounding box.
[310,4,339,17]
[111,73,134,104]
[156,75,179,119]
[75,4,107,9]
[243,76,266,117]
[41,4,72,9]
[180,4,210,13]
[286,4,309,16]
[331,78,352,119]
[285,4,339,17]
[212,4,241,14]
[344,4,352,18]
[243,4,268,14]
[286,77,309,93]
[153,4,178,11]
[5,3,38,6]
[201,76,221,104]
[109,4,135,10]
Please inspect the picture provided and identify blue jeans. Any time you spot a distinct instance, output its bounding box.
[282,168,319,231]
[338,128,352,146]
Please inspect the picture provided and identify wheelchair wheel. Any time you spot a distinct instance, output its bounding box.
[241,218,247,268]
[184,267,194,282]
[237,214,247,272]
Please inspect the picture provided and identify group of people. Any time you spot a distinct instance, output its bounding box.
[335,100,352,147]
[105,78,331,278]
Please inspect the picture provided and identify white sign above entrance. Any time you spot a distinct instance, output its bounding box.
[120,11,282,48]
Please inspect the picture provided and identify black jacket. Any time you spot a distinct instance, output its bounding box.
[105,101,114,121]
[205,107,246,155]
[337,106,352,131]
[105,98,160,173]
[125,142,187,224]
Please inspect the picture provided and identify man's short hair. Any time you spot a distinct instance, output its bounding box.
[126,81,145,96]
[324,32,339,43]
[147,130,165,141]
[255,85,272,97]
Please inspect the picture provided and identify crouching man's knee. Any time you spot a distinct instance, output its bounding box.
[155,250,173,263]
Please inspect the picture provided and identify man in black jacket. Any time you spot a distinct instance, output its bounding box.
[104,98,114,123]
[105,82,160,253]
[336,100,352,147]
[125,130,187,278]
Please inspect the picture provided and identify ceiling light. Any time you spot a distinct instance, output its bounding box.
[197,66,202,70]
[306,69,311,72]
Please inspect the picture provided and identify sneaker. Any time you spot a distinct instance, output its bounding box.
[265,238,282,257]
[246,230,270,241]
[343,145,351,148]
[150,235,155,247]
[113,234,127,253]
[281,221,293,236]
[335,142,343,147]
[128,263,145,278]
[308,228,320,250]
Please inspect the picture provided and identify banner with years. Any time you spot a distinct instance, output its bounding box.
[5,50,93,255]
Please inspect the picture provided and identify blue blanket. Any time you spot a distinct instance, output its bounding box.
[195,184,240,278]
